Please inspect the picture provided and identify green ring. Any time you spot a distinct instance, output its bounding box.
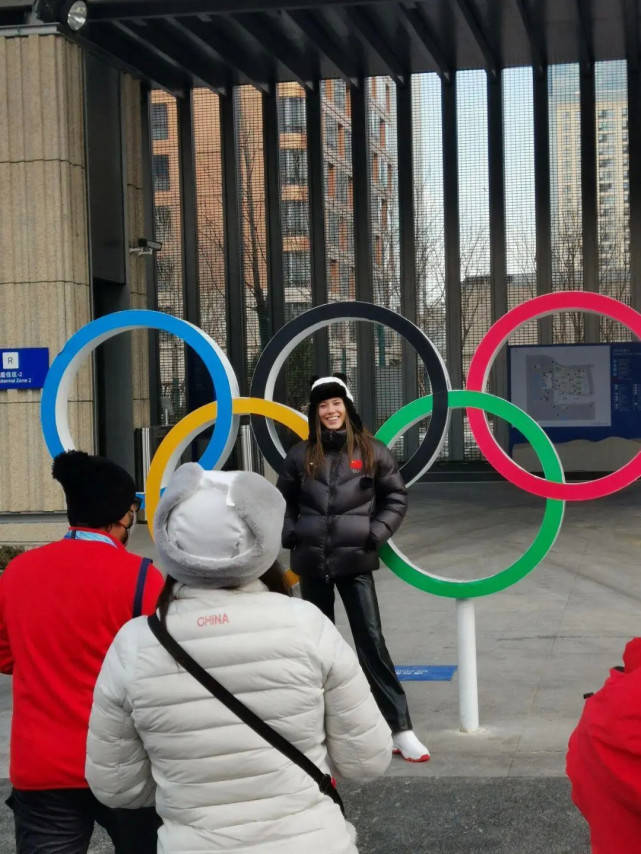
[374,390,565,598]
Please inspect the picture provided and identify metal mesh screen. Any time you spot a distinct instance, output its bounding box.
[367,76,403,433]
[457,70,490,458]
[595,60,630,341]
[278,82,313,413]
[146,47,640,474]
[150,91,186,426]
[412,74,445,369]
[322,79,355,389]
[504,66,537,344]
[411,72,446,457]
[192,88,227,352]
[549,64,583,343]
[235,86,269,388]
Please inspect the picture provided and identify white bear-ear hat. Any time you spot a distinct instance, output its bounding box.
[153,464,285,589]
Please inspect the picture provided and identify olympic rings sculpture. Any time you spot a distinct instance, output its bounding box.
[40,292,641,599]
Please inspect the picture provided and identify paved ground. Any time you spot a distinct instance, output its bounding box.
[3,478,635,851]
[0,777,589,853]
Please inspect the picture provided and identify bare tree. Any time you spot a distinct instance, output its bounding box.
[598,212,630,342]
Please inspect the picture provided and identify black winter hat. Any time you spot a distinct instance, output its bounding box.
[308,374,363,441]
[52,450,137,528]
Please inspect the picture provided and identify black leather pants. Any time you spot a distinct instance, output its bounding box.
[6,788,161,854]
[301,572,412,733]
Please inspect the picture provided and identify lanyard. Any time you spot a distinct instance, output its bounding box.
[63,530,117,548]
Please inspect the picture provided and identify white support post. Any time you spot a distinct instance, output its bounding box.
[456,597,480,732]
[240,424,254,472]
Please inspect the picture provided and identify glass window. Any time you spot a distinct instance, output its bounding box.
[152,154,170,191]
[279,96,306,133]
[151,103,168,140]
[327,163,336,198]
[154,205,172,241]
[339,262,351,289]
[371,152,379,184]
[327,210,340,245]
[155,257,174,292]
[284,250,311,285]
[325,115,338,150]
[329,259,339,293]
[282,200,308,236]
[281,148,307,185]
[336,169,348,203]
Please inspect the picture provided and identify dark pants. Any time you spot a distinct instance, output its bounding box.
[301,572,412,733]
[6,788,161,854]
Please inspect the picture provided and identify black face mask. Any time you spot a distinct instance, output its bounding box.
[114,512,136,546]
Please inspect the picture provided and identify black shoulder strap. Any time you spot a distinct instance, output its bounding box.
[132,558,152,618]
[147,614,344,815]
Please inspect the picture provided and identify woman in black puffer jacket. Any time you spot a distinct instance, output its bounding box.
[277,375,430,763]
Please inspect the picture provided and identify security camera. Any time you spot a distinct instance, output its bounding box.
[129,238,163,257]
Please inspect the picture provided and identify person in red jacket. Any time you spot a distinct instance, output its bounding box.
[0,450,164,854]
[566,637,641,853]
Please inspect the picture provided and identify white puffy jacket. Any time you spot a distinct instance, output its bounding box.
[86,582,392,853]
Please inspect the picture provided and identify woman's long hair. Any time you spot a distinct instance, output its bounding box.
[156,575,177,626]
[305,410,375,478]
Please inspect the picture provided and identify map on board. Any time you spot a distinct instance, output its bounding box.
[510,345,612,428]
[526,354,596,422]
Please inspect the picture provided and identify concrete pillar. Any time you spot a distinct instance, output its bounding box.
[0,33,92,542]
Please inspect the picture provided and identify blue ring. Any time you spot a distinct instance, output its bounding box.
[41,310,235,474]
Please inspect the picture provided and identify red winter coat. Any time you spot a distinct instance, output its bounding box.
[0,530,164,790]
[566,638,641,853]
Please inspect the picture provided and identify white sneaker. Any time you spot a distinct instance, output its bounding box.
[392,730,431,762]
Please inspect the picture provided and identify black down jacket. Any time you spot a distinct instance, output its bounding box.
[276,430,408,581]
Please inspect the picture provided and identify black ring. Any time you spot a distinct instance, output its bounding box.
[250,301,450,484]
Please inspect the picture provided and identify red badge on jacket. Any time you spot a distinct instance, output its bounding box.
[350,459,363,472]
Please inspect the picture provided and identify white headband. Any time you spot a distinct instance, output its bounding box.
[311,376,354,401]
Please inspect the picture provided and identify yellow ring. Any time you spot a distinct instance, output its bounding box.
[145,397,309,538]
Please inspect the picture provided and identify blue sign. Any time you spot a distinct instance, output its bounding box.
[611,343,641,437]
[0,348,49,390]
[395,665,458,682]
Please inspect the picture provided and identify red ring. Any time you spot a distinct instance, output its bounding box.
[466,291,641,500]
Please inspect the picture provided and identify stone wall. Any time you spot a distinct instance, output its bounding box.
[0,37,153,544]
[0,33,92,541]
